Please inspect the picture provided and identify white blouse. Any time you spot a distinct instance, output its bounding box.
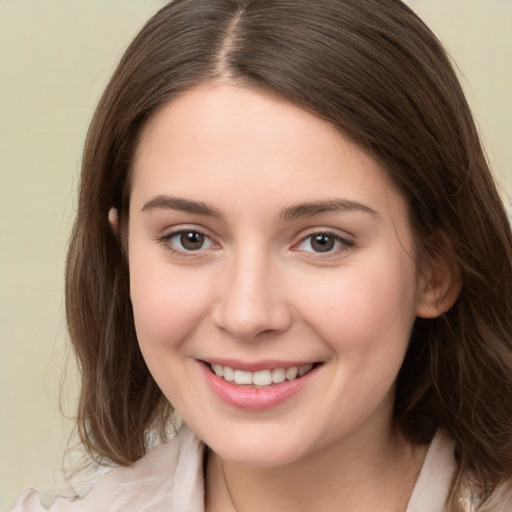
[11,427,461,512]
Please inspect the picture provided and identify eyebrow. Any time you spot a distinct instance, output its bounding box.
[141,195,378,221]
[141,195,222,217]
[280,199,379,220]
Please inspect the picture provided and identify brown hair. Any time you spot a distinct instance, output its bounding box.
[66,0,512,508]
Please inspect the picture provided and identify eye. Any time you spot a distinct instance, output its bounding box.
[297,232,352,254]
[165,230,215,252]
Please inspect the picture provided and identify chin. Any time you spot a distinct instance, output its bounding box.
[202,425,314,468]
[217,445,302,468]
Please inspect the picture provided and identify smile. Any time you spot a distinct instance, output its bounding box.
[200,360,322,410]
[209,363,314,386]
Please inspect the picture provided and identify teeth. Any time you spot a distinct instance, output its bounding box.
[234,370,253,385]
[285,366,298,380]
[253,370,272,386]
[210,363,315,386]
[272,368,286,384]
[298,364,313,377]
[223,366,235,382]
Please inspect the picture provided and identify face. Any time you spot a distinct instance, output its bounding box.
[128,83,429,467]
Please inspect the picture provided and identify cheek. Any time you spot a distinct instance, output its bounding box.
[129,259,216,409]
[129,252,214,352]
[298,249,419,355]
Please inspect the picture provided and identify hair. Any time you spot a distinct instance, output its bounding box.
[66,0,512,509]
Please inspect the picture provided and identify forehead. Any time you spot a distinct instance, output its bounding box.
[134,83,346,171]
[130,83,408,225]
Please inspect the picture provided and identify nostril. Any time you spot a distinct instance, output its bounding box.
[211,270,292,340]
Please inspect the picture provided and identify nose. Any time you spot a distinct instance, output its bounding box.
[212,250,292,341]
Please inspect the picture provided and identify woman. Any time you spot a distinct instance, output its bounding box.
[13,0,512,510]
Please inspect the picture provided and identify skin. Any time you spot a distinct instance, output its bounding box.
[126,83,457,511]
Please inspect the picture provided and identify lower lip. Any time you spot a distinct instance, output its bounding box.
[199,362,320,411]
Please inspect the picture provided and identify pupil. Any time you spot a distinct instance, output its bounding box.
[312,234,334,252]
[181,232,204,250]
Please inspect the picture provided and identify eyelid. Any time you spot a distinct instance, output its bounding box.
[156,224,220,256]
[292,228,355,254]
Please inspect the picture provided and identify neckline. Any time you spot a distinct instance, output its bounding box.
[406,430,456,512]
[199,429,455,512]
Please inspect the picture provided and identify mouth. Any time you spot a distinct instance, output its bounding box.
[204,361,320,387]
[199,359,323,410]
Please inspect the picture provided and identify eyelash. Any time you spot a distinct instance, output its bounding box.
[158,228,217,257]
[157,228,355,258]
[294,230,355,255]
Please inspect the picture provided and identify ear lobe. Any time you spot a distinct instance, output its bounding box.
[108,207,119,236]
[416,236,462,319]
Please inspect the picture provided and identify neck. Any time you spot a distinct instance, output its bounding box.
[205,423,427,512]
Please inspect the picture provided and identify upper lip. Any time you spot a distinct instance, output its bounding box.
[199,358,319,372]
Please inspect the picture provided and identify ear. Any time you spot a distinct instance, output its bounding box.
[108,207,119,236]
[416,234,462,319]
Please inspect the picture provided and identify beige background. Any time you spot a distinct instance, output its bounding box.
[1,0,511,509]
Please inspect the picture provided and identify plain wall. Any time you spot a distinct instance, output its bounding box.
[1,0,511,509]
[0,2,164,509]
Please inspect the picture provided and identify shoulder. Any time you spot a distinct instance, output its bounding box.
[410,431,512,512]
[461,479,512,512]
[411,431,512,512]
[9,426,205,512]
